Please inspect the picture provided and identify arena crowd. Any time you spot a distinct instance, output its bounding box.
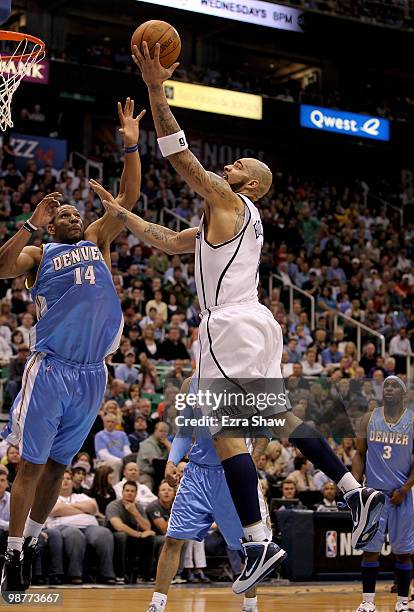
[0,141,412,584]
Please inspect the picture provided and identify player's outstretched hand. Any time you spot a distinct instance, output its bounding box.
[29,192,61,228]
[117,97,146,147]
[132,42,179,87]
[89,179,127,222]
[165,461,180,487]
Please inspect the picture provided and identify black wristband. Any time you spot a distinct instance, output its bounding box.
[23,221,37,234]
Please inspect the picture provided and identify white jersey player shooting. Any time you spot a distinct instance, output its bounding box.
[90,42,385,593]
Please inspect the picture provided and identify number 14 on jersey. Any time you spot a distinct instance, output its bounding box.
[74,265,96,285]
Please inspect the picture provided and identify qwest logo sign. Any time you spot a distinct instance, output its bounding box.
[300,105,390,142]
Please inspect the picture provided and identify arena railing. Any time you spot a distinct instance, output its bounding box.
[269,273,316,330]
[368,192,403,226]
[159,207,191,232]
[69,151,103,183]
[333,311,386,360]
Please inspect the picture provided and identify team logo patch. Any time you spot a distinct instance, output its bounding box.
[254,220,263,239]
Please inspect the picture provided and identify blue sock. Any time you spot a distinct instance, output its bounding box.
[361,561,379,594]
[396,561,412,599]
[289,423,348,483]
[222,453,261,526]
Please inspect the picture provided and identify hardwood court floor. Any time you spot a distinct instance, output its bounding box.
[13,583,399,612]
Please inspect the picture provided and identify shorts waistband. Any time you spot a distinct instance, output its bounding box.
[200,299,260,318]
[188,461,223,471]
[33,352,105,370]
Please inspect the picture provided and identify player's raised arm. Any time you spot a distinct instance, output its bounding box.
[85,99,145,249]
[89,180,197,255]
[0,192,60,279]
[132,43,238,209]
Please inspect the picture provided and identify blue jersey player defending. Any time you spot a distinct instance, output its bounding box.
[0,99,145,598]
[146,377,278,612]
[352,376,414,612]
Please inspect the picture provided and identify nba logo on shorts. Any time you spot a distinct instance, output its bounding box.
[325,530,337,558]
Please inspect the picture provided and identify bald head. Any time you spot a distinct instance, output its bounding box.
[243,158,273,200]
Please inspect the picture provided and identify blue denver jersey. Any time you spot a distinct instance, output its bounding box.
[28,241,123,364]
[366,406,414,494]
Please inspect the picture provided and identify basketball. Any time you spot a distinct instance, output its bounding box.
[131,20,181,68]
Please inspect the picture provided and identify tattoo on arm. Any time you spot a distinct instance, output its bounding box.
[234,205,245,233]
[143,223,178,247]
[116,211,128,223]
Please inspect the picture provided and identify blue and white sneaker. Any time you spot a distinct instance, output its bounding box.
[344,487,385,549]
[232,540,287,595]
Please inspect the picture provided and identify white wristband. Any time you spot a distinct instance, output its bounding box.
[157,130,188,157]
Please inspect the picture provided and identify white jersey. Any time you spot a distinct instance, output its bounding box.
[195,193,263,312]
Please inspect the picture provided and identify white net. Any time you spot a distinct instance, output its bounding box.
[0,35,44,131]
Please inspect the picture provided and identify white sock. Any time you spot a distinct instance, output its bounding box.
[397,596,408,603]
[243,522,267,542]
[151,592,167,610]
[7,536,24,552]
[337,472,361,494]
[243,595,258,610]
[23,517,43,541]
[363,593,375,604]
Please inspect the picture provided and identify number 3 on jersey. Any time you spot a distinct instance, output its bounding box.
[382,445,392,460]
[74,265,96,285]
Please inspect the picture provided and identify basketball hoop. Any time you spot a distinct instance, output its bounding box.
[0,30,45,131]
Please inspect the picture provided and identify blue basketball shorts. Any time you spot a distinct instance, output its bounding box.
[362,490,414,554]
[167,461,271,549]
[2,352,107,465]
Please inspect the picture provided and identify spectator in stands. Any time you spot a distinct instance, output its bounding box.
[94,414,131,483]
[336,438,356,469]
[278,479,305,510]
[301,348,324,376]
[389,327,412,374]
[114,350,140,387]
[105,480,155,582]
[360,343,377,375]
[286,338,301,362]
[3,444,20,485]
[146,480,175,563]
[71,461,91,494]
[137,355,159,393]
[113,462,157,510]
[46,470,116,584]
[128,414,149,452]
[321,341,343,367]
[135,326,160,360]
[105,378,126,407]
[316,482,338,512]
[6,344,29,402]
[289,456,316,492]
[16,313,34,346]
[0,332,12,365]
[87,465,116,515]
[0,465,10,562]
[145,290,168,322]
[158,327,191,362]
[264,441,288,480]
[137,422,171,490]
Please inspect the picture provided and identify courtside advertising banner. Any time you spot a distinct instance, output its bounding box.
[300,104,390,142]
[0,59,49,84]
[164,79,263,120]
[135,0,304,32]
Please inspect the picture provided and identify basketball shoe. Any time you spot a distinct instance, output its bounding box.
[396,602,410,611]
[21,537,38,590]
[407,597,414,611]
[356,602,376,612]
[232,540,287,594]
[1,548,24,602]
[344,487,385,549]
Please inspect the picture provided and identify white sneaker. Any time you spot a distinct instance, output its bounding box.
[395,602,410,612]
[146,606,162,612]
[356,602,376,612]
[407,598,414,611]
[242,608,258,612]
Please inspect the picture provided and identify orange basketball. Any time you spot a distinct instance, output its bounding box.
[131,20,181,68]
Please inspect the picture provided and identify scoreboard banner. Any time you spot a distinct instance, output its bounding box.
[300,104,390,142]
[164,79,263,120]
[135,0,304,32]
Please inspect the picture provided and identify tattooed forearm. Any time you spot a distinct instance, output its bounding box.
[116,210,128,223]
[143,223,177,243]
[155,101,181,136]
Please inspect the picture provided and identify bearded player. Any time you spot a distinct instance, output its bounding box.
[0,99,144,599]
[91,44,385,594]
